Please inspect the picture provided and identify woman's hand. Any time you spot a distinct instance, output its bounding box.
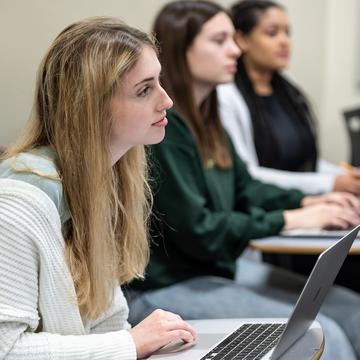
[333,170,360,194]
[128,309,197,359]
[283,203,360,230]
[301,192,360,210]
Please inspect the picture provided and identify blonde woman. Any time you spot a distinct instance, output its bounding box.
[0,17,196,359]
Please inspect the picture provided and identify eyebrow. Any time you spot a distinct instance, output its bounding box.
[209,30,235,38]
[134,77,155,88]
[210,31,229,36]
[262,20,289,27]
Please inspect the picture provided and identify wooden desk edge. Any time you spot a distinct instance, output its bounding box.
[249,242,360,255]
[311,337,325,360]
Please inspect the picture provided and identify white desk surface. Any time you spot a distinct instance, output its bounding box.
[250,236,360,255]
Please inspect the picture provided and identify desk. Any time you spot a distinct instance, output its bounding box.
[249,236,360,292]
[250,236,360,255]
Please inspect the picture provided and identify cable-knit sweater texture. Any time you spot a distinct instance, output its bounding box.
[0,178,136,359]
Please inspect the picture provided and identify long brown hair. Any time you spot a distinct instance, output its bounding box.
[5,17,155,319]
[153,0,231,168]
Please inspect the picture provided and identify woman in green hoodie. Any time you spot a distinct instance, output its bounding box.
[127,2,360,359]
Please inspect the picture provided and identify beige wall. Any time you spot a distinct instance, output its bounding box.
[279,0,360,162]
[1,0,359,163]
[320,0,360,162]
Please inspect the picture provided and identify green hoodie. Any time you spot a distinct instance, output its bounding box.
[135,109,303,289]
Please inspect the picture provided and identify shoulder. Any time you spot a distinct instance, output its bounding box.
[217,82,239,99]
[217,83,248,111]
[0,147,67,222]
[162,109,197,150]
[150,109,202,176]
[274,72,306,99]
[0,178,62,236]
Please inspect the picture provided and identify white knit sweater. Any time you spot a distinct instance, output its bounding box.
[0,179,137,359]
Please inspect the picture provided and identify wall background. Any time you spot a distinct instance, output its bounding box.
[1,0,359,162]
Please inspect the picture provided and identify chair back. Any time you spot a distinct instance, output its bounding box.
[344,107,360,166]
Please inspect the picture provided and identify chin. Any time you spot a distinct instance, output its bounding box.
[216,74,235,85]
[273,61,289,71]
[146,132,166,145]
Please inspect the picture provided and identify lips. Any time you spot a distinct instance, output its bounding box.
[152,117,168,127]
[226,64,237,73]
[277,52,289,58]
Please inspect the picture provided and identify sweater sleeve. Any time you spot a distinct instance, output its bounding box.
[217,83,260,166]
[89,287,132,334]
[153,140,290,263]
[231,145,304,212]
[246,164,336,195]
[317,159,345,175]
[0,190,136,360]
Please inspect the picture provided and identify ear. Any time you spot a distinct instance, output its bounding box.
[234,31,249,53]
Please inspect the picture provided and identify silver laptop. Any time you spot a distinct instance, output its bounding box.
[148,224,360,360]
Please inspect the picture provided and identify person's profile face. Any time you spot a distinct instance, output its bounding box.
[109,45,173,162]
[239,7,291,71]
[186,11,241,87]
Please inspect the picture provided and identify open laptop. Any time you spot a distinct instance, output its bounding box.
[148,224,360,360]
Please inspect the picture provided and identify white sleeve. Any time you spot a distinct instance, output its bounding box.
[0,330,137,360]
[0,191,136,360]
[218,83,259,165]
[247,164,336,194]
[217,83,337,195]
[89,287,132,334]
[317,159,345,175]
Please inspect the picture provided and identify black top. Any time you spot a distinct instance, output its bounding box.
[234,57,318,171]
[258,93,315,171]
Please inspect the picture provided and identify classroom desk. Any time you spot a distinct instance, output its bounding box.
[249,236,360,255]
[249,236,360,292]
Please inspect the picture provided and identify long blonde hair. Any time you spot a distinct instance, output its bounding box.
[5,17,155,319]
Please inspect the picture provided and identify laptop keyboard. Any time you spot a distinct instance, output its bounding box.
[200,323,286,360]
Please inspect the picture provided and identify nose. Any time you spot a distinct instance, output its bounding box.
[228,38,241,59]
[280,31,291,47]
[158,85,173,112]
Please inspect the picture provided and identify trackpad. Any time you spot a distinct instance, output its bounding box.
[154,333,225,355]
[195,333,226,349]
